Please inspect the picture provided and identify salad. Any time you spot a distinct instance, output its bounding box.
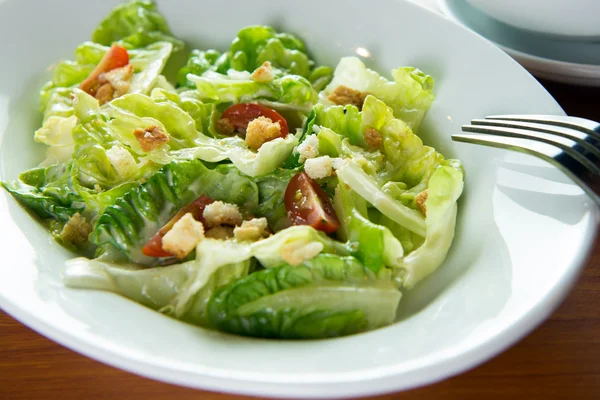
[2,0,464,339]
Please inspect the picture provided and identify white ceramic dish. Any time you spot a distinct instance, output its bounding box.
[438,0,600,87]
[0,0,597,398]
[466,0,600,40]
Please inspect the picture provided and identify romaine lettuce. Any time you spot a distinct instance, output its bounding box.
[333,179,404,272]
[40,40,174,123]
[2,163,83,222]
[92,159,259,264]
[187,71,317,113]
[319,57,434,130]
[91,0,184,51]
[64,254,251,327]
[208,254,401,339]
[397,163,464,289]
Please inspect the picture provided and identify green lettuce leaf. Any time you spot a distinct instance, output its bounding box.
[207,254,401,339]
[92,159,259,264]
[253,167,298,230]
[250,225,351,268]
[336,160,426,237]
[41,41,174,122]
[314,94,464,286]
[177,49,231,88]
[34,89,102,167]
[87,90,298,178]
[187,70,317,113]
[2,163,83,222]
[174,133,299,178]
[397,163,464,289]
[33,115,78,166]
[316,95,448,202]
[308,65,334,92]
[150,88,220,137]
[64,255,251,326]
[71,118,152,190]
[91,0,183,51]
[319,57,434,130]
[109,92,205,150]
[333,180,404,272]
[177,25,332,91]
[230,26,310,77]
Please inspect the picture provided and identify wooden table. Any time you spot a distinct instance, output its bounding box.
[1,80,599,399]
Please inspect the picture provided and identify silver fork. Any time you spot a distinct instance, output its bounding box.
[452,115,600,205]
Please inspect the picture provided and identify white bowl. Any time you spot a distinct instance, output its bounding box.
[0,0,597,398]
[467,0,600,40]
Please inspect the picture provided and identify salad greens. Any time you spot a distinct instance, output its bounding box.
[2,0,464,339]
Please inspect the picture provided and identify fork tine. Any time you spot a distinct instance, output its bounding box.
[452,132,600,204]
[471,119,600,159]
[462,124,600,175]
[485,114,600,142]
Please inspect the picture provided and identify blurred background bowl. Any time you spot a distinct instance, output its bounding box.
[466,0,600,40]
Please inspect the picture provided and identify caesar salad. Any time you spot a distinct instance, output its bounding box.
[2,0,464,339]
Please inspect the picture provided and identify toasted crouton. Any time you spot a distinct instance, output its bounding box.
[161,213,205,259]
[202,201,243,228]
[251,61,275,83]
[216,117,236,135]
[327,85,367,109]
[95,83,115,105]
[133,125,170,152]
[233,217,269,242]
[60,213,92,245]
[304,156,333,179]
[364,127,382,149]
[245,116,281,151]
[99,64,134,98]
[415,190,428,217]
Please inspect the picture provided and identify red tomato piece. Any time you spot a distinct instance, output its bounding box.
[80,43,130,95]
[284,172,340,234]
[142,195,214,258]
[219,103,289,137]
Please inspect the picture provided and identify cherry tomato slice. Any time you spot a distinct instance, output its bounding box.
[142,195,214,258]
[220,103,289,137]
[284,172,340,234]
[80,43,130,95]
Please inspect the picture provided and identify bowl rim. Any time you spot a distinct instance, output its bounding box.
[2,213,597,398]
[1,0,599,397]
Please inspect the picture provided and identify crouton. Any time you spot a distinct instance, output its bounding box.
[161,213,205,259]
[95,83,115,105]
[60,213,92,245]
[216,117,236,135]
[133,125,170,152]
[98,64,134,98]
[205,226,235,240]
[106,145,138,177]
[327,85,367,109]
[233,217,269,242]
[245,116,282,151]
[415,190,428,217]
[251,61,275,83]
[296,134,319,162]
[364,127,382,149]
[304,156,333,180]
[202,201,243,228]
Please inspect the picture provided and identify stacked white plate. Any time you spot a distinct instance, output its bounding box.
[436,0,600,86]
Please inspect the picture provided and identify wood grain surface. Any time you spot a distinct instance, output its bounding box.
[1,80,598,400]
